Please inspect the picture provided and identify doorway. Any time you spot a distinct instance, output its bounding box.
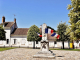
[6,39,9,44]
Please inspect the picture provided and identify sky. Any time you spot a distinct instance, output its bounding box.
[0,0,71,30]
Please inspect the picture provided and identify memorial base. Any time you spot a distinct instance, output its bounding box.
[33,51,55,59]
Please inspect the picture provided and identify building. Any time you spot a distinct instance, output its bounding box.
[0,16,80,48]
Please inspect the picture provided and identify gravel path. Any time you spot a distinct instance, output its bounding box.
[0,48,80,60]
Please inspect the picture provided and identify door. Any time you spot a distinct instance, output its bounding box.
[6,39,9,44]
[14,39,16,44]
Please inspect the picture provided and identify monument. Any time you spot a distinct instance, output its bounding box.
[33,23,55,58]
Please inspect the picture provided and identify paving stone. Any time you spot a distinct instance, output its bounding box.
[0,48,80,60]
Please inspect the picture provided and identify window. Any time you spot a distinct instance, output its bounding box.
[6,39,9,44]
[36,41,38,44]
[54,41,57,44]
[14,39,16,44]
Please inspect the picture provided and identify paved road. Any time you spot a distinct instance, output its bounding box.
[0,48,80,60]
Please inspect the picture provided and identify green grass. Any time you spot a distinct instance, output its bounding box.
[49,48,80,51]
[0,47,80,51]
[20,47,80,51]
[0,47,17,51]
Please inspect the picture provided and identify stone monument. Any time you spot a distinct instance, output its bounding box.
[33,23,55,58]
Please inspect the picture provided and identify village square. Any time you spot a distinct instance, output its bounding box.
[0,0,80,60]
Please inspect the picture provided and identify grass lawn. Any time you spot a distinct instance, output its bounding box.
[0,47,80,51]
[0,47,17,51]
[49,48,80,51]
[20,47,80,51]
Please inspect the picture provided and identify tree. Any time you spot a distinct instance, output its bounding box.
[27,25,41,49]
[0,25,6,40]
[66,0,80,49]
[47,26,56,32]
[57,22,70,49]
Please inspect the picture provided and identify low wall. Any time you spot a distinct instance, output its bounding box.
[0,40,80,48]
[0,40,6,45]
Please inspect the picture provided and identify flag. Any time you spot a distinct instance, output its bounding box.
[45,28,54,34]
[36,32,42,37]
[51,33,60,39]
[56,35,60,39]
[51,33,56,36]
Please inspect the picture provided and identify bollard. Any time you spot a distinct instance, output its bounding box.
[11,45,12,48]
[36,46,37,49]
[76,46,77,49]
[4,45,5,48]
[19,45,20,48]
[61,46,62,49]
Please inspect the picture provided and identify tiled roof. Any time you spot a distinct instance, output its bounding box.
[0,22,14,27]
[11,28,42,35]
[47,33,55,41]
[11,28,29,35]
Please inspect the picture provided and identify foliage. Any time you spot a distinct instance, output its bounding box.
[27,25,41,41]
[56,22,70,41]
[66,0,80,41]
[0,25,6,40]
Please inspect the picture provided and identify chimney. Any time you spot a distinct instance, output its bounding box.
[40,25,42,28]
[40,25,42,34]
[14,18,16,23]
[2,16,5,23]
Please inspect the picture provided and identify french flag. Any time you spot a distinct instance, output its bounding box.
[37,33,42,37]
[51,32,60,39]
[45,28,54,34]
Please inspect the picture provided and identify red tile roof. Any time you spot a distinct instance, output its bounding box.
[0,22,14,27]
[11,28,42,35]
[47,33,55,41]
[11,28,29,35]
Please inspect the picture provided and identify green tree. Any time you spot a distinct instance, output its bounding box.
[0,25,6,40]
[66,0,80,49]
[47,26,56,32]
[57,22,70,49]
[27,25,41,49]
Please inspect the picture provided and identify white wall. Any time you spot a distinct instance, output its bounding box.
[49,42,54,47]
[0,37,80,48]
[5,28,10,39]
[4,28,11,46]
[11,35,28,46]
[64,41,69,47]
[0,40,9,46]
[74,41,79,47]
[57,41,62,47]
[0,40,6,45]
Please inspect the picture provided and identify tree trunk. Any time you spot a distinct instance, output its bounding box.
[62,41,64,49]
[33,41,35,49]
[72,40,74,49]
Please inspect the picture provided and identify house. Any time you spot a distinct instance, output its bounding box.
[0,16,80,48]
